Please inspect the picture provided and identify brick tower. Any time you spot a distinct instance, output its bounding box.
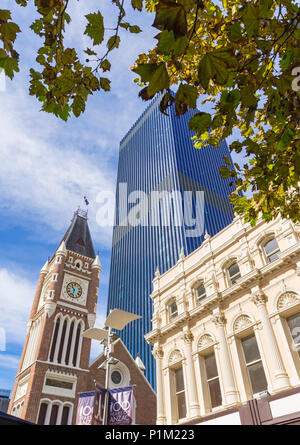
[7,209,101,424]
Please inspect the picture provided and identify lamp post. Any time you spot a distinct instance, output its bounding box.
[82,309,141,425]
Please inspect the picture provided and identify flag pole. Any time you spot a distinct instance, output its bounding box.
[103,326,112,425]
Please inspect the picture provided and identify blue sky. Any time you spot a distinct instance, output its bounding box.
[0,0,158,391]
[0,1,244,392]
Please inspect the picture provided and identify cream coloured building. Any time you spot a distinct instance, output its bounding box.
[145,215,300,425]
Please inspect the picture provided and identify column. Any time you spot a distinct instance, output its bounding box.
[153,345,166,425]
[212,309,240,406]
[183,331,200,418]
[251,290,290,391]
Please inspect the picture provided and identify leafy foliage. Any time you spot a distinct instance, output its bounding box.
[0,0,300,224]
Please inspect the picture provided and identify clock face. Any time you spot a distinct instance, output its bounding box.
[66,282,83,299]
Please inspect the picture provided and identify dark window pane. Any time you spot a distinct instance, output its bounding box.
[242,335,261,364]
[45,378,73,389]
[49,319,60,362]
[49,404,59,425]
[287,313,300,343]
[248,362,268,394]
[61,406,70,425]
[111,370,122,384]
[37,403,48,425]
[197,284,206,299]
[264,238,279,256]
[176,392,186,419]
[170,302,177,315]
[228,263,240,278]
[268,252,279,263]
[208,379,222,408]
[174,367,184,392]
[205,353,218,380]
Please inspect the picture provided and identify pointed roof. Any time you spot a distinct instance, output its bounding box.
[40,260,49,274]
[58,209,96,259]
[135,353,146,373]
[92,254,101,269]
[56,241,67,256]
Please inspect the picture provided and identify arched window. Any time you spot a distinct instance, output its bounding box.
[263,238,280,263]
[174,366,186,420]
[61,405,71,425]
[228,262,241,285]
[37,402,48,425]
[49,317,61,362]
[196,284,206,303]
[204,352,222,409]
[49,404,59,425]
[72,323,82,367]
[65,321,75,365]
[37,400,73,425]
[286,312,300,358]
[168,300,178,322]
[57,319,68,363]
[240,334,268,395]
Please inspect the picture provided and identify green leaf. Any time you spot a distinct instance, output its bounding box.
[157,30,187,55]
[198,49,237,90]
[228,23,243,42]
[129,25,142,34]
[85,48,97,56]
[134,63,170,96]
[131,0,143,11]
[0,22,21,42]
[0,10,11,21]
[107,35,121,50]
[0,50,19,79]
[188,112,212,135]
[153,1,187,38]
[72,95,86,117]
[100,59,111,72]
[100,77,111,91]
[176,83,198,109]
[84,11,104,46]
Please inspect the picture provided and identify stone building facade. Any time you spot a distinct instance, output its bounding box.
[145,215,300,425]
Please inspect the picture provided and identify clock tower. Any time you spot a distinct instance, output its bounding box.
[7,209,101,424]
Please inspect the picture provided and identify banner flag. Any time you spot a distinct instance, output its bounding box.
[93,385,106,425]
[76,391,96,425]
[108,386,133,425]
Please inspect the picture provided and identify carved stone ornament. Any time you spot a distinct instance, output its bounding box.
[153,346,164,360]
[168,349,183,365]
[183,332,194,344]
[251,291,268,306]
[233,314,252,333]
[277,292,299,311]
[212,313,227,327]
[197,334,214,350]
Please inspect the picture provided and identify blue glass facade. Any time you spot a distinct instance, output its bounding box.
[107,96,236,388]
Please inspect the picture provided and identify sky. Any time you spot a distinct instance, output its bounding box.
[0,0,158,391]
[0,1,244,392]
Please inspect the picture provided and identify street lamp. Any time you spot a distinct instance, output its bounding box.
[82,309,141,425]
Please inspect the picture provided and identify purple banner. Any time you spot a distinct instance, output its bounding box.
[93,386,106,425]
[76,391,95,425]
[108,386,133,425]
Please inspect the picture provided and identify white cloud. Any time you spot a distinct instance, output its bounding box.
[0,268,34,347]
[0,353,20,370]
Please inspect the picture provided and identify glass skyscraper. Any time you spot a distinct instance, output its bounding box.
[107,95,236,387]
